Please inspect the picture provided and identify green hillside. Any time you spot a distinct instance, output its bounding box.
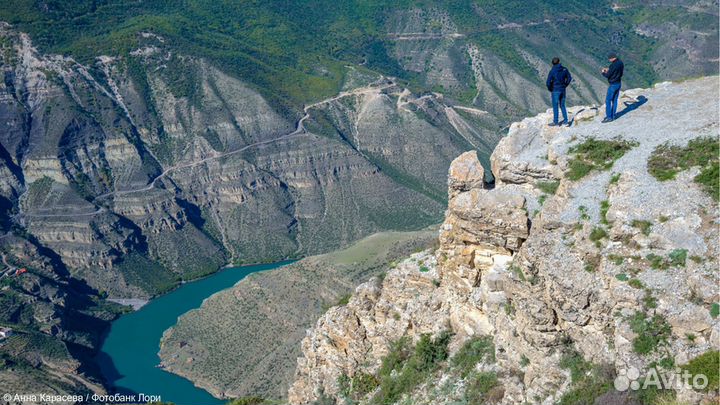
[2,0,716,109]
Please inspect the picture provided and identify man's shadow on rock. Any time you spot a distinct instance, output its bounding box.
[615,95,648,120]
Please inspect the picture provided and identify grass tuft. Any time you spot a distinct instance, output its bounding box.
[567,138,638,180]
[451,335,495,378]
[667,249,687,267]
[631,219,652,236]
[681,350,719,391]
[599,200,610,225]
[647,137,719,200]
[536,180,560,195]
[589,227,608,242]
[628,278,644,289]
[372,332,451,405]
[629,312,671,355]
[464,371,501,404]
[558,350,614,405]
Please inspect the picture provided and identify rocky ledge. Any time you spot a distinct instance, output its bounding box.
[288,77,719,405]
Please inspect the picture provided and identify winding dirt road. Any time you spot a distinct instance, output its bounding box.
[23,79,394,218]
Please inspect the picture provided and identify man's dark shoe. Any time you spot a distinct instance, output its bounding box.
[548,122,559,127]
[601,117,613,123]
[565,121,572,127]
[560,120,569,126]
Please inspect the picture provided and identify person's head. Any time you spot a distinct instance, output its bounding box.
[552,57,560,65]
[607,52,618,61]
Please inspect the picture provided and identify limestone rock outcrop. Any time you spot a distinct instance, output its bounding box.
[288,77,720,405]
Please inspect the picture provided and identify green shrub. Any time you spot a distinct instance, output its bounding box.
[615,273,629,281]
[510,265,526,282]
[558,350,614,405]
[600,200,610,225]
[589,227,607,242]
[559,350,593,383]
[647,137,719,200]
[337,373,351,398]
[695,160,719,201]
[667,249,687,267]
[631,219,652,236]
[378,337,412,377]
[657,356,675,369]
[372,332,451,405]
[629,312,671,355]
[628,278,644,289]
[646,249,688,270]
[536,180,560,195]
[412,332,451,371]
[583,255,600,273]
[636,384,676,405]
[681,350,720,391]
[608,254,624,265]
[352,372,380,398]
[451,336,495,378]
[567,138,637,180]
[336,294,351,306]
[642,290,657,309]
[609,173,621,184]
[567,159,595,181]
[419,266,430,273]
[646,253,669,270]
[464,372,500,404]
[689,255,703,263]
[710,303,719,319]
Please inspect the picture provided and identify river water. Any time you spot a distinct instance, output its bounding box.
[97,261,292,405]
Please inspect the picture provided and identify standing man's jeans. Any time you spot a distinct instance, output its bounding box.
[552,90,568,124]
[606,82,622,120]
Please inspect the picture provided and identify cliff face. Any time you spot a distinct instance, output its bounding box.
[157,229,437,400]
[0,24,505,300]
[288,77,720,405]
[0,23,502,396]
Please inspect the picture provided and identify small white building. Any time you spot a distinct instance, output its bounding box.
[0,327,12,340]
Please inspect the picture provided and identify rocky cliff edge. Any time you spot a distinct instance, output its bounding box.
[288,77,720,405]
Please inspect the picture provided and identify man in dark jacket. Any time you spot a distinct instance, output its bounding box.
[601,52,624,122]
[546,57,572,127]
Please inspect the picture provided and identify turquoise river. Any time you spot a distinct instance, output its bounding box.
[97,261,292,405]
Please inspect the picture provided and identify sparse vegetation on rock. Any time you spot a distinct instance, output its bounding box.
[647,137,719,200]
[567,138,638,180]
[288,78,720,405]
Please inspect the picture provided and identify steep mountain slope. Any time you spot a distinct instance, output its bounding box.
[1,1,718,114]
[0,234,122,398]
[289,77,719,405]
[0,26,471,298]
[158,229,438,400]
[0,26,483,396]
